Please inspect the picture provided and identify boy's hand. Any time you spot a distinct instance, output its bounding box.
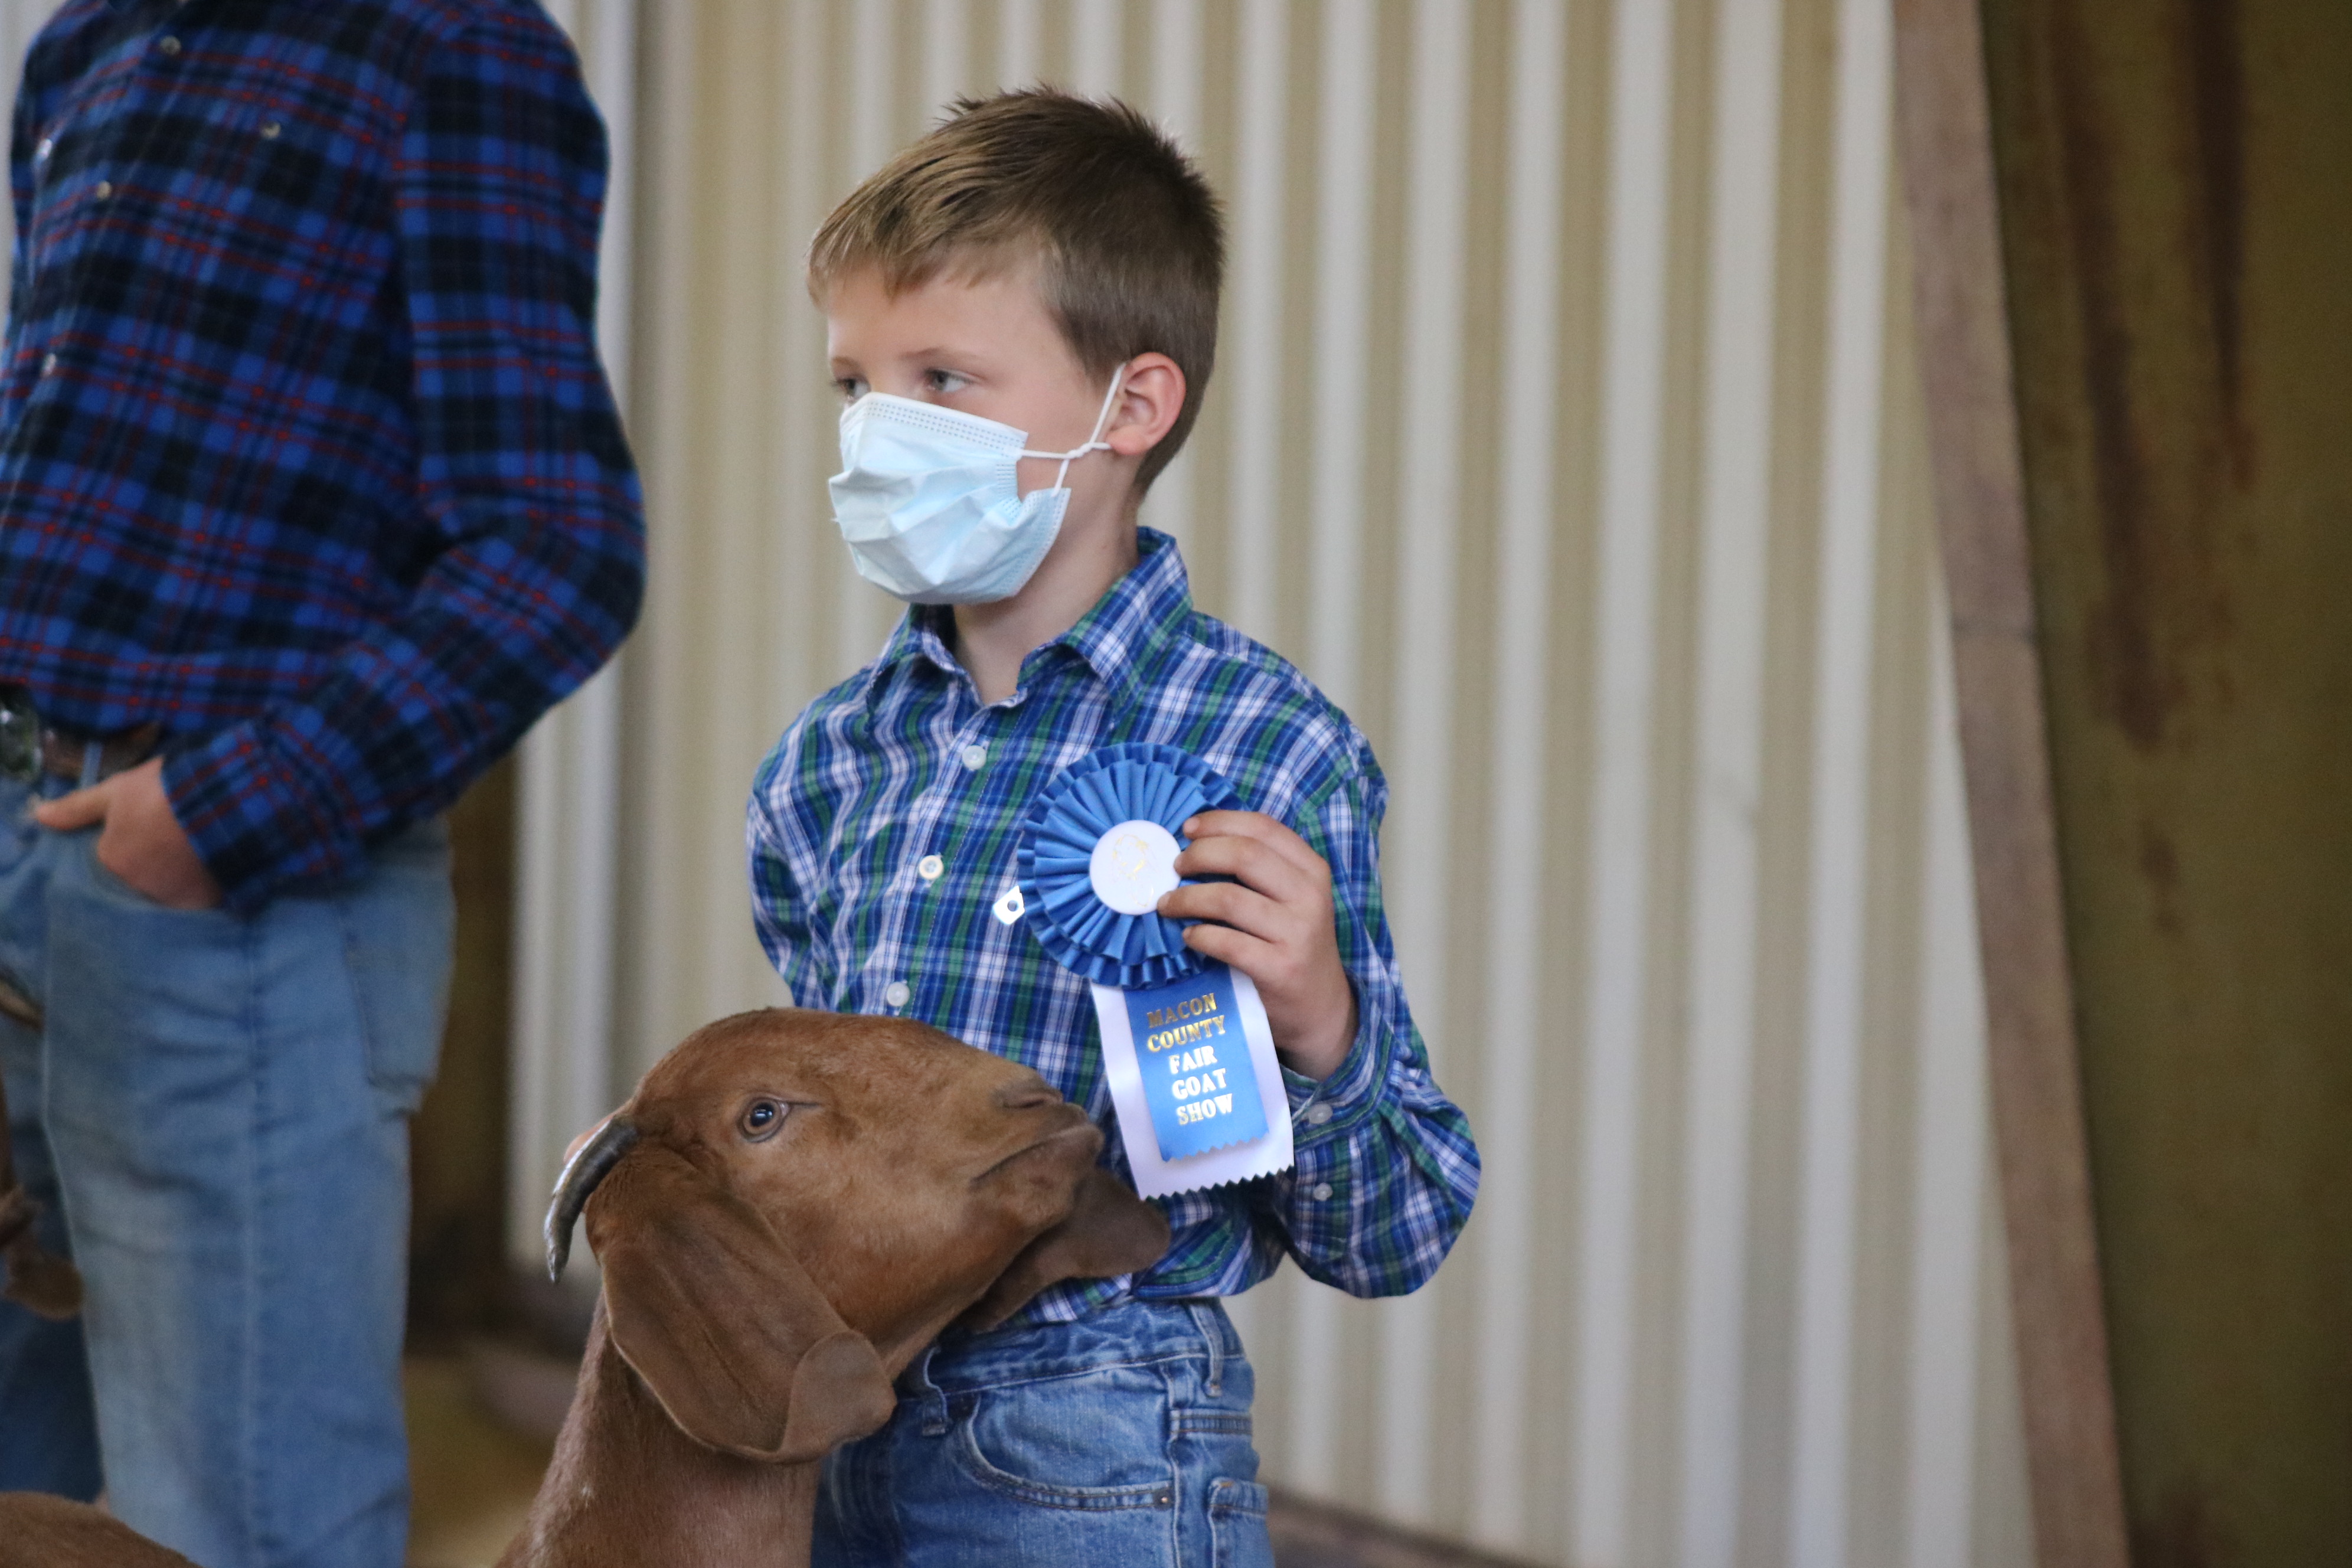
[1157,811,1357,1082]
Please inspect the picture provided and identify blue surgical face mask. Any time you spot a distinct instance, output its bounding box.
[828,368,1128,605]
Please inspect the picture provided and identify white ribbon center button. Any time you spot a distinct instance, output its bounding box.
[959,744,988,771]
[917,854,945,882]
[1088,820,1182,916]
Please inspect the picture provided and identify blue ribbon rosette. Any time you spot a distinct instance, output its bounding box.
[1017,743,1277,1171]
[1015,742,1242,991]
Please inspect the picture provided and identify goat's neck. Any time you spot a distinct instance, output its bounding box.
[499,1319,821,1568]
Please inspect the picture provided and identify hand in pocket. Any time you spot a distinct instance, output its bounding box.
[34,759,222,910]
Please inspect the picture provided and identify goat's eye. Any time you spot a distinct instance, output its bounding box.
[740,1099,788,1141]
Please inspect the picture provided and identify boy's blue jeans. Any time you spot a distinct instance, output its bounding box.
[0,772,450,1568]
[816,1297,1274,1567]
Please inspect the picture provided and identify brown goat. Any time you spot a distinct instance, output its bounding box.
[0,1007,1167,1568]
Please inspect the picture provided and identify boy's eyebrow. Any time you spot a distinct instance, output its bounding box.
[895,344,990,367]
[827,344,998,386]
[827,344,980,366]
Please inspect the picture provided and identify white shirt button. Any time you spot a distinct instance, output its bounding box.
[959,744,988,772]
[260,120,282,141]
[34,138,52,163]
[157,36,182,56]
[883,980,912,1008]
[40,354,57,376]
[1304,1102,1333,1126]
[917,854,944,883]
[92,180,112,200]
[1310,1182,1335,1202]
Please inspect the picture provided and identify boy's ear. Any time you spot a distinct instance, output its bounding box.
[1107,353,1187,459]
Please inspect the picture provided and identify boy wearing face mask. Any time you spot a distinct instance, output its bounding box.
[748,90,1478,1567]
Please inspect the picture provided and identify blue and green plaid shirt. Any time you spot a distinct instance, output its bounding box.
[749,529,1478,1321]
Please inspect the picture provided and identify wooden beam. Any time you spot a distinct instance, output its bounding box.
[1886,3,2130,1566]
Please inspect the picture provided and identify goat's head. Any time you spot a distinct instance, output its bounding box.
[543,1008,1170,1466]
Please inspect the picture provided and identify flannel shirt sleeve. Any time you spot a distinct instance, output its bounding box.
[1253,766,1480,1296]
[748,734,838,1007]
[162,15,645,909]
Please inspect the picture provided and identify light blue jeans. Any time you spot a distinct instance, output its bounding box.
[0,771,450,1568]
[814,1297,1274,1567]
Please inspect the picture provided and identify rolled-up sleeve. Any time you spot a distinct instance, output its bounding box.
[165,15,645,908]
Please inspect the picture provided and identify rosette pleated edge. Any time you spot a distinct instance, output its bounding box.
[1016,742,1242,990]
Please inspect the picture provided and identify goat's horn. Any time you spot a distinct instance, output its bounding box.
[545,1113,639,1281]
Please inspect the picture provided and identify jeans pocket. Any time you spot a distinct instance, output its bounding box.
[1208,1477,1272,1568]
[947,1364,1176,1511]
[337,821,453,1112]
[78,830,218,916]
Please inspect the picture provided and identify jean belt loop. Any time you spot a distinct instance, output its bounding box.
[77,737,102,791]
[1190,1302,1224,1397]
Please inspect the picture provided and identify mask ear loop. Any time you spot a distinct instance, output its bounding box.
[1020,364,1131,488]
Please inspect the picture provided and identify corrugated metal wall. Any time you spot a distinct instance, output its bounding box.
[0,0,2037,1562]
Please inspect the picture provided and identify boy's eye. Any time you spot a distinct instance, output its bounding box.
[834,375,870,403]
[922,368,971,396]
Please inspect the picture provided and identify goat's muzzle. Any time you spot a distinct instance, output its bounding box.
[546,1113,640,1280]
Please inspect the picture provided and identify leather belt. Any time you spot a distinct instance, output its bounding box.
[0,683,162,786]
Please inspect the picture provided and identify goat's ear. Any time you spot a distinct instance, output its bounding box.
[589,1142,896,1464]
[960,1167,1171,1333]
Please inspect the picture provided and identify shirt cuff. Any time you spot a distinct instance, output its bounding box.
[1284,996,1388,1144]
[164,720,362,912]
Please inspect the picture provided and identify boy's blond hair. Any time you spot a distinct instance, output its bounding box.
[809,90,1224,489]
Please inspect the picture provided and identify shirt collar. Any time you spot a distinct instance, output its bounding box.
[864,528,1193,713]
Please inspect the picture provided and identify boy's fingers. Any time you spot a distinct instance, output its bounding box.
[1171,834,1318,905]
[1158,878,1291,944]
[1181,811,1325,879]
[1178,918,1280,976]
[30,783,110,832]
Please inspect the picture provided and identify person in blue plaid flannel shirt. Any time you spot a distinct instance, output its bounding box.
[749,90,1479,1567]
[0,5,642,1564]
